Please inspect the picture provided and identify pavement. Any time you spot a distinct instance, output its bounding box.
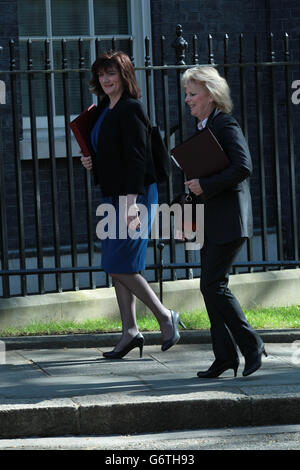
[0,329,300,439]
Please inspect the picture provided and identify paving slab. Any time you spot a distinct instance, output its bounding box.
[0,341,299,438]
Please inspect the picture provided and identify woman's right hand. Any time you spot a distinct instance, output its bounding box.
[81,155,93,171]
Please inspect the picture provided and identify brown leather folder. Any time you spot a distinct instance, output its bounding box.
[171,127,230,179]
[70,104,97,156]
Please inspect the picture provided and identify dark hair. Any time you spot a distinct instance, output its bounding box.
[89,50,140,99]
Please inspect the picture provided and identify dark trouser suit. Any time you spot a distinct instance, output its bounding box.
[200,237,262,362]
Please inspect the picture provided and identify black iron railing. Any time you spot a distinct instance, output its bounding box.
[0,25,299,298]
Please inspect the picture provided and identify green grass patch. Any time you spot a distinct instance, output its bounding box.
[0,305,300,337]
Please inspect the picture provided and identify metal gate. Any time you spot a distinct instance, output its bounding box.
[0,25,300,299]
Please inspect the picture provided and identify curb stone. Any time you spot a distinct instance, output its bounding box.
[1,329,300,350]
[1,393,300,438]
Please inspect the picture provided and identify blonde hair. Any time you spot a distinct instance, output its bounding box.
[182,66,233,114]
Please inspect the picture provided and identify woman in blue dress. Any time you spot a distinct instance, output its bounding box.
[81,51,185,359]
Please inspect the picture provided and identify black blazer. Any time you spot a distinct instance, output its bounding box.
[197,108,253,244]
[88,93,156,196]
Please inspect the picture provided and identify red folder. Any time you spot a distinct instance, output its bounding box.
[70,104,98,157]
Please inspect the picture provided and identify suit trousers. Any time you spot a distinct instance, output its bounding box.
[200,237,262,362]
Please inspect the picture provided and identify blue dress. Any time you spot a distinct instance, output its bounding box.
[91,108,158,274]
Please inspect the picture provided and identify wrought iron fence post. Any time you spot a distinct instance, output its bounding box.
[160,34,177,281]
[62,38,79,290]
[172,25,193,280]
[0,44,10,297]
[158,242,165,302]
[254,35,268,270]
[27,39,45,294]
[284,32,298,263]
[171,25,188,144]
[0,46,4,105]
[269,32,283,261]
[172,24,188,65]
[9,39,27,294]
[45,39,62,293]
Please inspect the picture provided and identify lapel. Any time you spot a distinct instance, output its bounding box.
[206,107,221,128]
[87,96,109,157]
[90,96,109,128]
[95,92,130,152]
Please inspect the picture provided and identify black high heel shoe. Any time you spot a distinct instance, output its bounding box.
[103,333,145,359]
[242,343,268,377]
[197,359,239,378]
[161,310,186,352]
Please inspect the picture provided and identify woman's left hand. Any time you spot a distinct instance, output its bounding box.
[126,195,141,230]
[185,179,203,196]
[127,204,141,230]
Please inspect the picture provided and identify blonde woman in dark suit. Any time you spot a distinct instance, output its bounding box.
[182,66,267,378]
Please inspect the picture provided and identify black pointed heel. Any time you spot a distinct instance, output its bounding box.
[197,359,239,378]
[103,333,145,359]
[242,343,268,377]
[161,310,186,352]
